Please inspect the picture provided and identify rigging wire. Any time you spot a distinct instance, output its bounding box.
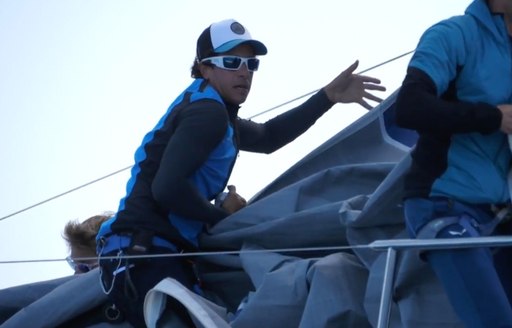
[248,50,414,120]
[0,49,414,224]
[0,166,132,222]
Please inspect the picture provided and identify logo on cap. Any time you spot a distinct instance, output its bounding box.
[230,22,245,35]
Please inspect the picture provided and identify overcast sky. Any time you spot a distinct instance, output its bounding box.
[0,0,471,289]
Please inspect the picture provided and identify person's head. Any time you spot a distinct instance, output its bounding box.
[62,212,113,274]
[191,19,267,105]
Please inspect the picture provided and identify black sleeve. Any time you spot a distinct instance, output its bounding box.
[151,100,230,224]
[395,67,501,134]
[238,89,334,153]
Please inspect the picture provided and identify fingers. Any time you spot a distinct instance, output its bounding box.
[340,60,359,77]
[498,104,512,133]
[227,184,246,204]
[362,83,386,91]
[363,91,384,103]
[324,61,386,106]
[353,73,386,93]
[357,75,381,84]
[359,99,372,110]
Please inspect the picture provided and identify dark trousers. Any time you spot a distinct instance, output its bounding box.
[99,246,197,327]
[404,197,512,328]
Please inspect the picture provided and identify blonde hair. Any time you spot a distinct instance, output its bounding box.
[63,212,114,251]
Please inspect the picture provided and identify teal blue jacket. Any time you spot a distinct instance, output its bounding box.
[397,0,512,204]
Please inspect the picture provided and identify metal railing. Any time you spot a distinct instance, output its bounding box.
[368,236,512,328]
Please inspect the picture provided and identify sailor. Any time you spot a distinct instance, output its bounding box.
[395,0,512,326]
[96,18,385,327]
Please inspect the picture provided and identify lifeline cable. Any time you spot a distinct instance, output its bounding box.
[0,49,415,223]
[4,235,512,266]
[0,244,360,265]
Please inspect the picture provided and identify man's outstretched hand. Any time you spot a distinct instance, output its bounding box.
[323,60,386,110]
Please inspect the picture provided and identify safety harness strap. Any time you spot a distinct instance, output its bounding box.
[416,206,511,239]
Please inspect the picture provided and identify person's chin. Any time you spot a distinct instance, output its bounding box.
[231,96,247,105]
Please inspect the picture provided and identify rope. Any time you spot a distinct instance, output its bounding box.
[0,49,414,223]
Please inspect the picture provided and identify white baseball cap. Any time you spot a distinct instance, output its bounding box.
[196,19,267,60]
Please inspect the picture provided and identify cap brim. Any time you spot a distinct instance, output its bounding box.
[214,39,268,56]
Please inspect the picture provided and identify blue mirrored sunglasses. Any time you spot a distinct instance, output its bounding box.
[201,56,260,72]
[66,256,97,273]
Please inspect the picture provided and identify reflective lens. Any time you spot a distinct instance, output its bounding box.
[201,56,260,72]
[66,256,97,273]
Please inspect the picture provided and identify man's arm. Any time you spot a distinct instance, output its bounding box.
[238,60,385,153]
[238,90,333,153]
[395,67,501,135]
[151,101,230,224]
